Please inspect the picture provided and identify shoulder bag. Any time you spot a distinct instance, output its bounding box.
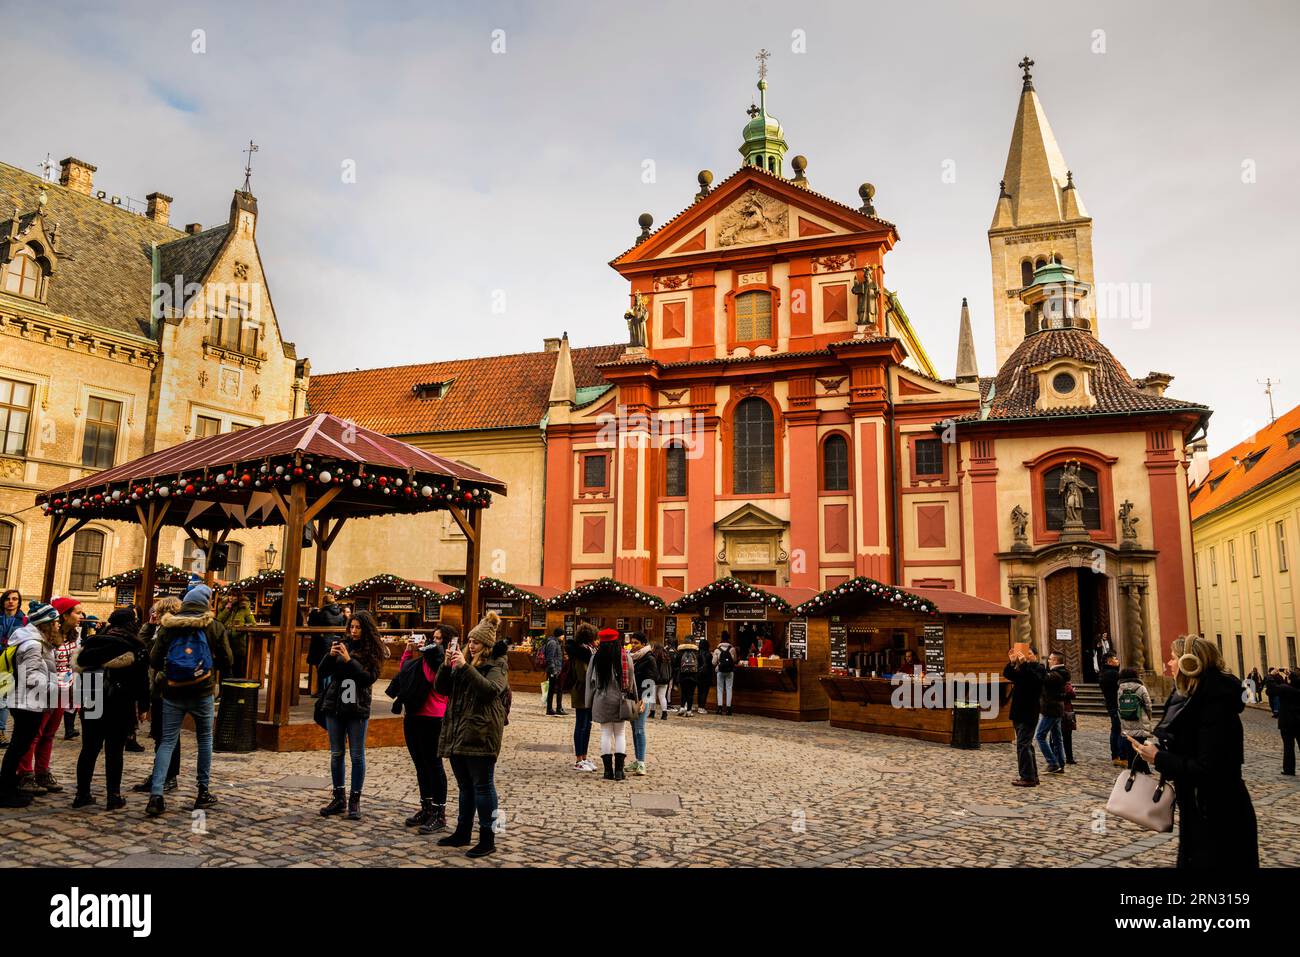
[1105,766,1175,832]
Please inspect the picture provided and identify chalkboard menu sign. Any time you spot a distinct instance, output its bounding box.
[923,622,946,677]
[263,589,282,607]
[663,616,677,642]
[564,614,576,639]
[114,586,136,607]
[829,621,848,672]
[530,606,547,629]
[485,599,521,617]
[691,618,707,640]
[786,618,808,661]
[423,599,442,623]
[352,597,371,612]
[377,594,420,613]
[723,602,767,621]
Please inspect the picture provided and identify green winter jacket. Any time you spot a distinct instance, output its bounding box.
[435,639,509,758]
[217,600,257,658]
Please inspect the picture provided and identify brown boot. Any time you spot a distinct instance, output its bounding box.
[35,770,63,793]
[18,773,46,795]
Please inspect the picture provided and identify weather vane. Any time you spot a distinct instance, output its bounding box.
[1019,55,1035,90]
[242,140,259,192]
[756,48,770,82]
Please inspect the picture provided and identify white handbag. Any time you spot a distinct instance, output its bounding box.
[1106,767,1175,832]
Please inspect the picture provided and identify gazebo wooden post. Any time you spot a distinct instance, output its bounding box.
[460,506,482,631]
[40,513,90,600]
[272,481,308,725]
[134,501,168,614]
[312,516,345,608]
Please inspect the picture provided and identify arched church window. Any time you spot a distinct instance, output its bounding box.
[733,397,774,494]
[734,291,772,341]
[2,247,43,298]
[1034,256,1047,271]
[664,442,687,497]
[1021,260,1034,288]
[822,434,849,491]
[1043,463,1101,530]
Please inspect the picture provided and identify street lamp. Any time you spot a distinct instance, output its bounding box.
[263,542,278,571]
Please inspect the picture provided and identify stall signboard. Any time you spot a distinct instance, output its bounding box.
[161,584,189,598]
[829,620,848,672]
[664,616,677,643]
[923,622,946,677]
[691,618,707,640]
[564,615,576,639]
[114,586,135,607]
[485,599,521,617]
[352,597,371,612]
[263,589,282,607]
[530,606,547,629]
[423,599,442,624]
[786,618,808,661]
[376,594,420,613]
[616,618,626,631]
[723,602,767,622]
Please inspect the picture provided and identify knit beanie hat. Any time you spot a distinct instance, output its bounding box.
[108,607,138,630]
[466,610,500,645]
[26,599,58,628]
[183,583,213,607]
[50,596,81,616]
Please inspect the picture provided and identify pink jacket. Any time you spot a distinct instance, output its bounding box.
[399,646,448,718]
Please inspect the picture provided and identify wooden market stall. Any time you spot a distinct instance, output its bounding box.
[471,579,563,693]
[803,578,1021,743]
[220,570,337,624]
[544,578,683,642]
[335,574,463,676]
[663,577,823,721]
[35,412,506,751]
[96,563,193,608]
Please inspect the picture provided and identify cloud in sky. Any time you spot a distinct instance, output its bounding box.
[4,0,1297,453]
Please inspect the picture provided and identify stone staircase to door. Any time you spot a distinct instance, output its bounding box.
[1072,683,1165,718]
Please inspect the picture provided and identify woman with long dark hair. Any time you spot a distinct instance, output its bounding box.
[396,623,453,835]
[1129,635,1259,869]
[0,588,26,747]
[588,628,635,781]
[317,610,386,821]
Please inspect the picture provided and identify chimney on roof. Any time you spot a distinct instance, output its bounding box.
[548,332,577,407]
[1186,438,1210,487]
[145,192,173,225]
[543,336,562,353]
[58,157,96,195]
[185,223,203,235]
[1135,372,1174,398]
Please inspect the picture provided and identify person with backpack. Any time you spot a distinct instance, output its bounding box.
[627,633,656,775]
[544,627,566,716]
[1003,646,1045,787]
[1115,666,1153,766]
[435,611,509,859]
[72,606,150,810]
[393,624,452,834]
[317,610,386,821]
[0,588,27,747]
[649,639,673,719]
[0,600,63,807]
[1267,668,1299,775]
[713,633,737,716]
[589,628,636,781]
[131,597,183,795]
[13,596,83,796]
[567,623,597,771]
[144,584,233,818]
[695,634,712,714]
[1097,653,1123,765]
[674,636,703,716]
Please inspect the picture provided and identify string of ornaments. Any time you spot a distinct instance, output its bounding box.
[478,578,550,605]
[667,576,791,613]
[792,576,938,617]
[94,563,186,590]
[548,577,666,610]
[219,570,327,595]
[40,456,493,518]
[337,574,461,604]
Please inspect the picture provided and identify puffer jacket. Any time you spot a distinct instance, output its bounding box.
[3,623,58,713]
[1040,665,1068,718]
[566,639,594,710]
[436,638,509,758]
[631,644,657,696]
[543,635,565,675]
[148,603,234,701]
[589,646,635,724]
[318,637,382,720]
[217,600,257,660]
[75,624,151,720]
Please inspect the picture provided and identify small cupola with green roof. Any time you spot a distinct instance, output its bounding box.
[1018,253,1093,335]
[739,49,789,176]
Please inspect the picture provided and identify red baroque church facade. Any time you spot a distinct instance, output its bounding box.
[541,62,1209,677]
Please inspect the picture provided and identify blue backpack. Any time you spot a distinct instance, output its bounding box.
[166,629,214,686]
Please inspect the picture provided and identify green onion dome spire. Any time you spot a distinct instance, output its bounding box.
[739,53,789,176]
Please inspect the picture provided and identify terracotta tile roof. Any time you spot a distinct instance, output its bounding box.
[906,587,1021,617]
[1190,402,1300,520]
[952,328,1209,425]
[308,343,624,435]
[0,160,182,339]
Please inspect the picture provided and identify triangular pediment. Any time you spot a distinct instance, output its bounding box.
[716,502,788,531]
[611,166,892,269]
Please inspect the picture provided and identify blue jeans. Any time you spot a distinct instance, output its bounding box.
[1035,714,1064,768]
[573,708,592,758]
[151,696,214,797]
[631,705,649,762]
[325,716,368,792]
[716,672,734,707]
[0,703,8,735]
[449,754,497,834]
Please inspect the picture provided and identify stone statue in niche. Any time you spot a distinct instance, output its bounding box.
[1058,461,1094,527]
[851,265,879,331]
[716,189,787,247]
[624,292,648,348]
[1119,499,1140,546]
[1011,504,1030,548]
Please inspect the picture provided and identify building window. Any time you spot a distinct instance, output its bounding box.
[69,529,106,593]
[1258,635,1269,672]
[1021,260,1034,288]
[914,438,944,477]
[2,248,43,298]
[734,291,772,342]
[664,443,687,497]
[1024,310,1036,336]
[1043,463,1101,530]
[439,574,466,590]
[1227,540,1237,582]
[195,415,221,440]
[1214,633,1223,653]
[80,396,121,469]
[208,298,258,355]
[1288,636,1297,670]
[1234,635,1245,678]
[0,378,33,456]
[582,453,608,491]
[0,521,13,585]
[225,542,243,581]
[822,434,849,491]
[1278,521,1290,572]
[733,397,775,494]
[1250,530,1261,577]
[1209,547,1218,586]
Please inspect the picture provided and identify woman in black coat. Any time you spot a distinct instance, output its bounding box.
[316,611,385,821]
[72,607,151,809]
[1130,635,1258,869]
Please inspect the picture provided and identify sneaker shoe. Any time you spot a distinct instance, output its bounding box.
[697,708,707,715]
[18,773,45,795]
[631,761,648,776]
[1047,765,1064,774]
[35,770,63,793]
[582,759,598,771]
[163,776,179,793]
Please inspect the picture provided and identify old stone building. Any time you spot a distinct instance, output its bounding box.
[0,156,309,614]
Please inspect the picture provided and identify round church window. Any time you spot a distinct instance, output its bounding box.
[1052,372,1077,395]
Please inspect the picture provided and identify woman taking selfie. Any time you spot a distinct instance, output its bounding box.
[1128,635,1258,869]
[317,610,385,821]
[435,611,508,859]
[395,624,453,835]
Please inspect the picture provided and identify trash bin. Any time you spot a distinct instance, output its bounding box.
[215,679,260,752]
[951,703,980,749]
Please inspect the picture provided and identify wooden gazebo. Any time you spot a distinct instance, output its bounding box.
[36,413,506,747]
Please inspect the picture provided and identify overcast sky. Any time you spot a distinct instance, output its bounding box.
[5,0,1297,454]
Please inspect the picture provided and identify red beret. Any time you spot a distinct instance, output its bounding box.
[597,627,621,643]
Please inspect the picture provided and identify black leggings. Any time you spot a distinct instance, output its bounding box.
[403,715,447,804]
[0,710,43,791]
[546,674,565,712]
[77,712,132,796]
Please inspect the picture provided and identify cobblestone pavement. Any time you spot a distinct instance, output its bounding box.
[1,697,1296,868]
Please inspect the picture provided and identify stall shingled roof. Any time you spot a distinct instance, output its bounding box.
[666,576,817,613]
[546,577,682,611]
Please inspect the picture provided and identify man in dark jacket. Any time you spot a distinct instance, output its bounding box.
[543,628,566,716]
[1035,652,1068,773]
[1003,649,1045,786]
[144,584,233,818]
[307,601,347,696]
[1268,668,1299,775]
[1097,653,1122,764]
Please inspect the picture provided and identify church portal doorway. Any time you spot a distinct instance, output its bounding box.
[1043,566,1112,683]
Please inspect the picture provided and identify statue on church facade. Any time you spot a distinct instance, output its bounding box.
[1058,461,1094,528]
[624,292,648,349]
[1011,504,1030,549]
[851,265,879,332]
[1119,499,1140,547]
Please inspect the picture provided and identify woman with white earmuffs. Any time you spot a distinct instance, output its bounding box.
[1128,635,1258,869]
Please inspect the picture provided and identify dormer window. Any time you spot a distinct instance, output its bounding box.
[2,246,45,299]
[413,380,451,399]
[1032,359,1096,411]
[1052,372,1077,395]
